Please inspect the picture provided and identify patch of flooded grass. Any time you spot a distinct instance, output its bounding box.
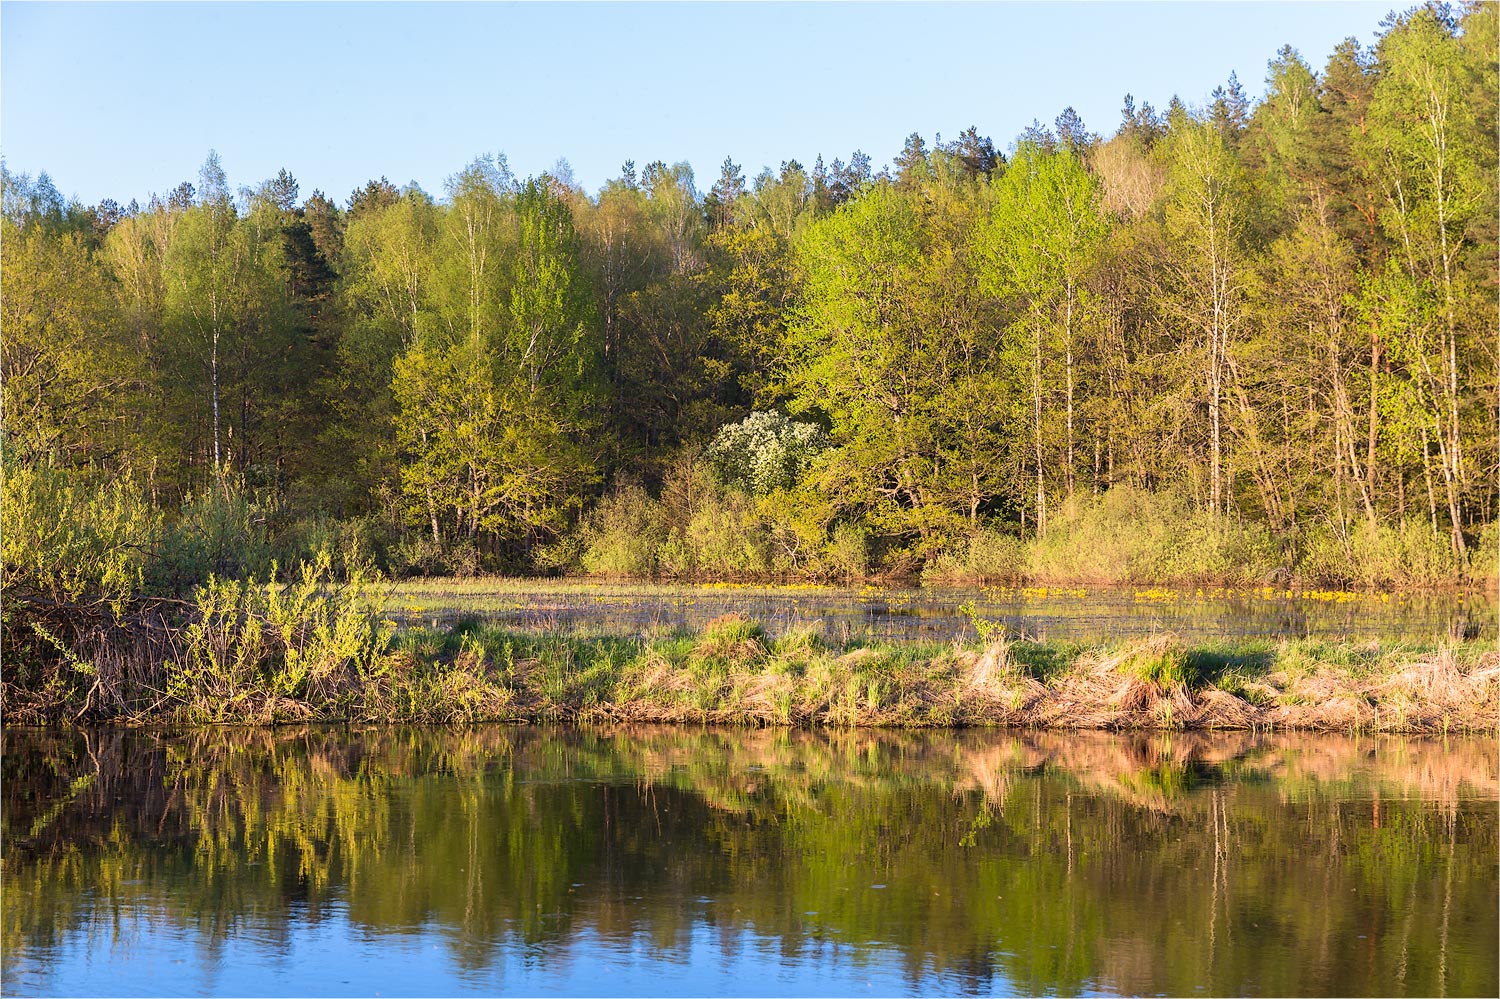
[383,577,1496,646]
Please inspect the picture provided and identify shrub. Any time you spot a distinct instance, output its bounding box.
[663,490,771,578]
[151,481,276,594]
[574,458,778,580]
[168,551,395,720]
[704,411,826,495]
[826,521,870,581]
[1,459,164,716]
[272,513,387,580]
[758,485,837,576]
[1,458,160,610]
[1296,517,1463,587]
[1474,521,1499,586]
[390,535,479,578]
[576,481,670,577]
[1031,488,1279,585]
[923,527,1028,584]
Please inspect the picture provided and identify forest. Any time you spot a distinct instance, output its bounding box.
[4,2,1496,592]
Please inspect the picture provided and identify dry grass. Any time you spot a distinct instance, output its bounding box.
[9,601,1498,731]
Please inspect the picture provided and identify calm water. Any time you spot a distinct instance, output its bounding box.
[4,727,1496,997]
[390,580,1497,644]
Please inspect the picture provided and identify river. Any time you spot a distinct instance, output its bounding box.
[4,726,1495,996]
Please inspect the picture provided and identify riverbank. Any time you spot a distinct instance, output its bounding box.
[7,608,1496,732]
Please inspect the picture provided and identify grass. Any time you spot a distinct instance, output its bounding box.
[11,604,1494,732]
[6,542,1494,732]
[381,577,1492,660]
[411,627,1498,733]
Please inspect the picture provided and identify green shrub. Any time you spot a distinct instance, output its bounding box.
[389,535,479,578]
[151,481,276,593]
[677,493,771,577]
[1474,521,1499,585]
[1031,488,1279,585]
[577,481,669,576]
[168,551,395,719]
[575,458,780,580]
[826,521,870,580]
[924,526,1028,584]
[1,458,160,610]
[272,513,387,580]
[1,459,163,715]
[1296,517,1463,587]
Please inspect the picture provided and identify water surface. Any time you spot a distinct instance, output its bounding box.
[388,580,1495,644]
[4,726,1496,996]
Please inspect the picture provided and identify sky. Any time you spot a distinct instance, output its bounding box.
[3,1,1398,207]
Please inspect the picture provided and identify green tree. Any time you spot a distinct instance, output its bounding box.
[1157,115,1250,515]
[975,142,1107,531]
[1,222,138,464]
[790,181,1002,553]
[1364,3,1493,556]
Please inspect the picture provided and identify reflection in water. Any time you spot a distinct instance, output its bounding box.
[4,726,1496,997]
[390,581,1496,644]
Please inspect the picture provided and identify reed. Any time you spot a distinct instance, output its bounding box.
[8,597,1496,732]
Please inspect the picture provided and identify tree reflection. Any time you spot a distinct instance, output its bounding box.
[4,726,1496,996]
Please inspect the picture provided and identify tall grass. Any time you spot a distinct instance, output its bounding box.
[9,587,1496,732]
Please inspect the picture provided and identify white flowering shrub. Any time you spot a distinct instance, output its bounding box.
[704,412,827,495]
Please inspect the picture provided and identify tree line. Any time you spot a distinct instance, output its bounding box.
[4,2,1495,583]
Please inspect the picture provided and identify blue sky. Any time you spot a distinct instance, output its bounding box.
[3,1,1396,207]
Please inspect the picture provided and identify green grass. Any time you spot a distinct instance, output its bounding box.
[7,560,1496,732]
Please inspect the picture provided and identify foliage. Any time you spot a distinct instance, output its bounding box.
[704,410,826,495]
[1029,488,1280,586]
[2,6,1496,585]
[168,552,395,721]
[1297,517,1467,588]
[0,458,160,612]
[925,528,1030,584]
[149,480,276,593]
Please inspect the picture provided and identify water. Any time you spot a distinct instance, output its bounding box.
[5,726,1495,997]
[388,580,1496,644]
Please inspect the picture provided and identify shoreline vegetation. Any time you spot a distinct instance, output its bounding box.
[6,461,1491,733]
[5,552,1495,731]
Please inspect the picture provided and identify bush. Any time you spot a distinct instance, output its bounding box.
[389,536,479,578]
[577,482,670,577]
[168,551,395,720]
[272,513,387,580]
[150,481,276,594]
[1474,521,1499,585]
[663,490,771,578]
[826,522,870,580]
[1296,517,1464,587]
[1,458,160,610]
[574,457,777,580]
[704,411,826,495]
[1031,488,1279,585]
[923,527,1028,584]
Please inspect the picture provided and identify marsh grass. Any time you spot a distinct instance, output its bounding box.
[8,582,1497,732]
[366,625,1498,733]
